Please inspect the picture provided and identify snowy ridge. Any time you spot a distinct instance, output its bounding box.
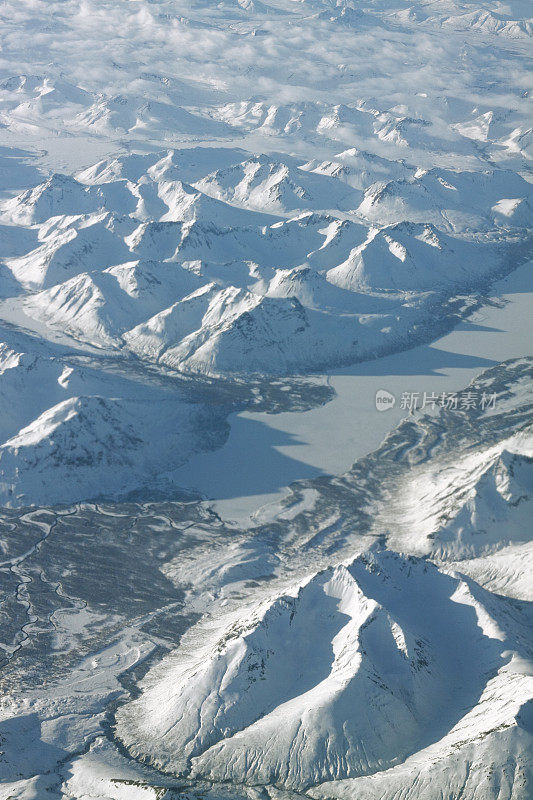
[395,435,533,560]
[2,147,529,376]
[358,168,533,233]
[0,0,532,796]
[0,343,228,506]
[117,549,533,792]
[112,359,533,799]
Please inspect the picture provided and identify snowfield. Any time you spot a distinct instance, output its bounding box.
[0,0,531,798]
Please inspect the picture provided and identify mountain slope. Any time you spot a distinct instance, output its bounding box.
[117,550,533,792]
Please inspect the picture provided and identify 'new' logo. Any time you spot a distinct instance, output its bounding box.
[375,389,396,411]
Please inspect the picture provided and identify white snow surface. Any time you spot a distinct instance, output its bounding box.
[0,0,532,798]
[117,550,533,791]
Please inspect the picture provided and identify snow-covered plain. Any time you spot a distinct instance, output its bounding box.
[0,0,532,798]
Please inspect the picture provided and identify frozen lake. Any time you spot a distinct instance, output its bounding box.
[173,261,533,524]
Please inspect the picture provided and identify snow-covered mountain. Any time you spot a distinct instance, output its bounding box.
[2,173,136,225]
[302,146,415,190]
[24,260,203,346]
[429,446,533,557]
[112,358,533,798]
[386,426,533,561]
[0,0,532,797]
[6,214,134,290]
[1,148,523,375]
[0,342,228,506]
[193,153,359,214]
[123,283,367,375]
[117,549,533,792]
[327,221,499,292]
[358,168,533,232]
